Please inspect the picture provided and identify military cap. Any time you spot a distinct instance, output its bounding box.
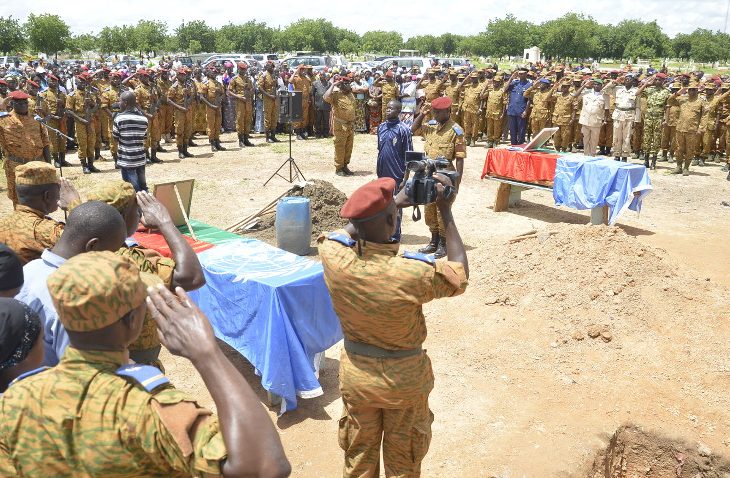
[76,72,92,82]
[15,161,59,186]
[26,80,39,88]
[305,65,313,70]
[47,73,59,81]
[340,177,396,220]
[518,67,529,72]
[687,79,699,89]
[237,62,248,69]
[137,69,150,77]
[176,67,186,75]
[592,78,604,85]
[539,78,551,85]
[448,68,457,75]
[655,73,668,79]
[457,74,466,80]
[431,96,452,110]
[7,90,29,100]
[86,180,136,213]
[47,251,149,332]
[469,72,478,78]
[0,79,7,85]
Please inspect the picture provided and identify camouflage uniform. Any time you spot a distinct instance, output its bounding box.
[38,87,67,158]
[551,92,575,151]
[669,91,705,173]
[484,82,507,146]
[460,77,484,144]
[201,78,224,142]
[229,73,255,137]
[66,87,97,167]
[419,118,466,237]
[319,230,468,478]
[0,162,62,263]
[380,81,400,121]
[100,85,122,157]
[0,251,227,477]
[662,90,681,158]
[325,87,357,172]
[258,71,279,132]
[167,80,189,146]
[524,83,553,140]
[86,181,176,362]
[290,70,312,131]
[641,86,671,157]
[0,111,50,206]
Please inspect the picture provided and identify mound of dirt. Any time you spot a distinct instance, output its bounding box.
[584,424,730,477]
[240,180,348,247]
[475,224,719,342]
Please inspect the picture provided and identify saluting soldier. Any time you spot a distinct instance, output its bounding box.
[324,73,357,176]
[166,68,194,159]
[258,61,280,143]
[699,83,730,165]
[289,65,313,140]
[668,80,705,176]
[640,73,671,168]
[484,74,508,148]
[662,81,682,162]
[411,96,466,258]
[375,71,401,122]
[0,92,52,206]
[551,78,576,152]
[319,177,468,478]
[228,62,255,147]
[0,251,290,477]
[523,77,555,140]
[0,162,74,264]
[457,72,485,146]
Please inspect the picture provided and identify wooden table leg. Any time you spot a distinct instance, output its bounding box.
[494,182,512,212]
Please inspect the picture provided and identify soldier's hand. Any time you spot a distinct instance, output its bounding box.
[146,285,218,362]
[433,173,455,207]
[137,191,173,229]
[58,178,81,210]
[420,103,431,116]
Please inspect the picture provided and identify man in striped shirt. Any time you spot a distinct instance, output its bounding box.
[112,91,149,192]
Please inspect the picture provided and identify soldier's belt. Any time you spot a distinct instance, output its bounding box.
[333,117,355,125]
[616,106,635,111]
[344,338,422,359]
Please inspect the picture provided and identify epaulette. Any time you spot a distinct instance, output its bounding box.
[0,111,9,118]
[9,366,49,385]
[452,124,464,136]
[426,119,438,126]
[403,250,435,265]
[116,364,169,392]
[327,232,356,247]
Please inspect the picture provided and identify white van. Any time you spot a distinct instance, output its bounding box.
[378,57,432,71]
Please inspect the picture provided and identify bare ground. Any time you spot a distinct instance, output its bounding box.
[12,131,730,477]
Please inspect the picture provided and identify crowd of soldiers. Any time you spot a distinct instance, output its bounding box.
[407,63,730,179]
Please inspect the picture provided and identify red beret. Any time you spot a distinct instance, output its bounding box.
[340,178,396,220]
[8,90,30,100]
[0,79,6,85]
[80,65,89,71]
[385,70,393,78]
[76,72,92,81]
[137,69,150,77]
[26,80,39,88]
[47,73,59,81]
[655,73,668,79]
[431,96,452,110]
[109,71,122,78]
[237,62,248,69]
[176,68,187,75]
[266,60,275,66]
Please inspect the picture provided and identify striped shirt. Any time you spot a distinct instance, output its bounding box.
[112,109,148,168]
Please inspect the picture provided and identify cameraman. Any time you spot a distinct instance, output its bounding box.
[411,96,466,258]
[318,176,468,478]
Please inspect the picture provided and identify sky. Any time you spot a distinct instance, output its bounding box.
[6,0,728,39]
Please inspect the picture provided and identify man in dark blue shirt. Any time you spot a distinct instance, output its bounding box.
[504,67,532,145]
[377,100,412,241]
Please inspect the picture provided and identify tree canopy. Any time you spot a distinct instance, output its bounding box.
[12,13,730,63]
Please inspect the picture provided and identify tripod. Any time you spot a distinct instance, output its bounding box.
[263,91,306,186]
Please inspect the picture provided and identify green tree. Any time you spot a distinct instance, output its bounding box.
[24,13,71,56]
[361,30,403,55]
[438,33,463,56]
[68,33,98,54]
[175,20,215,53]
[280,18,341,52]
[0,16,25,55]
[539,13,600,59]
[482,15,537,57]
[688,29,722,63]
[671,33,692,60]
[98,25,134,55]
[215,21,278,53]
[133,20,167,56]
[405,35,440,55]
[338,38,359,55]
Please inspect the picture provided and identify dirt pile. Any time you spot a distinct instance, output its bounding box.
[584,424,730,477]
[240,179,348,247]
[475,224,719,342]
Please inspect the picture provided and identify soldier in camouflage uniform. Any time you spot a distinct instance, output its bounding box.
[85,181,205,366]
[37,73,71,169]
[0,251,290,477]
[0,91,52,206]
[411,96,466,259]
[0,162,79,264]
[228,62,255,147]
[319,177,469,478]
[641,74,671,168]
[668,81,705,176]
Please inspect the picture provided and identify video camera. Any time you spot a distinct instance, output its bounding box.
[403,151,459,207]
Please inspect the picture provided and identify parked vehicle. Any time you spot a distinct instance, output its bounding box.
[0,56,22,66]
[378,57,432,71]
[245,53,280,65]
[280,56,333,72]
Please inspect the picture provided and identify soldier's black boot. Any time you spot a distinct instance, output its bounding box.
[188,139,198,147]
[87,158,101,173]
[210,139,217,152]
[52,153,60,168]
[150,149,163,164]
[271,132,281,143]
[418,233,440,254]
[156,142,167,153]
[94,146,101,160]
[82,159,91,174]
[266,131,274,143]
[58,152,71,167]
[185,144,194,158]
[434,237,447,259]
[216,139,226,151]
[643,153,650,168]
[651,156,657,170]
[177,145,185,159]
[243,134,254,146]
[238,134,244,147]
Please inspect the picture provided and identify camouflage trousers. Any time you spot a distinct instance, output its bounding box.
[486,116,503,143]
[462,111,479,140]
[424,191,457,236]
[333,120,354,170]
[339,397,433,478]
[206,106,222,141]
[236,100,253,135]
[642,117,663,155]
[675,131,699,168]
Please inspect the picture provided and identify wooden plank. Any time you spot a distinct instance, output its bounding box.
[494,182,512,212]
